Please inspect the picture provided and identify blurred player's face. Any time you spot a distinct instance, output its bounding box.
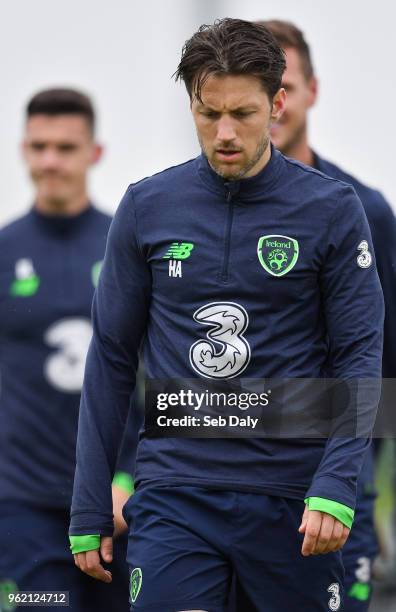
[191,74,285,180]
[23,115,102,212]
[270,47,317,155]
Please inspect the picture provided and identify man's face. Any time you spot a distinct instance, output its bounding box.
[191,74,285,180]
[270,47,317,155]
[23,114,101,208]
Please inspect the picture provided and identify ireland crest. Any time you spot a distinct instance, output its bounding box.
[130,567,142,603]
[257,235,299,277]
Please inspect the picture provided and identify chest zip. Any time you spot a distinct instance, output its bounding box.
[221,182,239,282]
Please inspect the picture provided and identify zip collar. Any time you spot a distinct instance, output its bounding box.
[196,143,285,202]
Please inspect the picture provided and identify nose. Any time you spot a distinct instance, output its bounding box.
[216,115,237,143]
[40,147,60,170]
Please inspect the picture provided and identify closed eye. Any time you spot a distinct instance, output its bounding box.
[232,110,255,118]
[200,110,221,119]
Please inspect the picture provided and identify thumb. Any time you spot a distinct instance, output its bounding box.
[298,505,309,533]
[100,536,113,563]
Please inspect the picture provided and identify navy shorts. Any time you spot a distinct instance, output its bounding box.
[0,502,130,612]
[230,492,377,612]
[123,486,344,611]
[342,491,377,612]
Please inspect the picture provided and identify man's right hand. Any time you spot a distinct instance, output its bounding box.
[74,536,113,583]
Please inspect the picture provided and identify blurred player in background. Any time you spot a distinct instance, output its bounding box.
[258,20,396,611]
[0,88,133,612]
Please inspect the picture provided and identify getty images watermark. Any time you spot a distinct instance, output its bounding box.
[144,378,385,439]
[156,387,270,429]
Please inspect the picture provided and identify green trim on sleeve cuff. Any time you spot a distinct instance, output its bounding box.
[112,471,135,495]
[69,534,101,554]
[304,497,355,529]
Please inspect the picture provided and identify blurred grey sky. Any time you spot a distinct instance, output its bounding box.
[1,0,395,223]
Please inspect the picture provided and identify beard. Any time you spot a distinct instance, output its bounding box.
[200,132,270,181]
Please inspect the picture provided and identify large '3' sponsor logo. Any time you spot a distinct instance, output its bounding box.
[189,302,250,379]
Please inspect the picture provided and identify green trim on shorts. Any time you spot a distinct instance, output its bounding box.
[347,582,371,601]
[304,497,355,529]
[69,534,100,554]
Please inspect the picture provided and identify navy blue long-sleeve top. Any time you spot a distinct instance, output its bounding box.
[0,206,111,508]
[313,152,396,496]
[314,153,396,379]
[70,148,384,536]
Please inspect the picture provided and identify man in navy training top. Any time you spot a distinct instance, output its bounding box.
[260,20,396,611]
[69,19,384,612]
[0,88,134,612]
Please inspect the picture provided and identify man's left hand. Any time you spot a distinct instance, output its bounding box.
[299,506,350,556]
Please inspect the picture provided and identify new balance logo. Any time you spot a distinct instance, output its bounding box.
[163,242,194,260]
[163,242,194,278]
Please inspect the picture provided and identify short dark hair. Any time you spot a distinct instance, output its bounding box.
[26,88,96,133]
[259,20,314,80]
[175,18,286,102]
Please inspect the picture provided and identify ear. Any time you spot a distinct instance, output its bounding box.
[307,75,318,108]
[271,88,286,122]
[91,143,104,165]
